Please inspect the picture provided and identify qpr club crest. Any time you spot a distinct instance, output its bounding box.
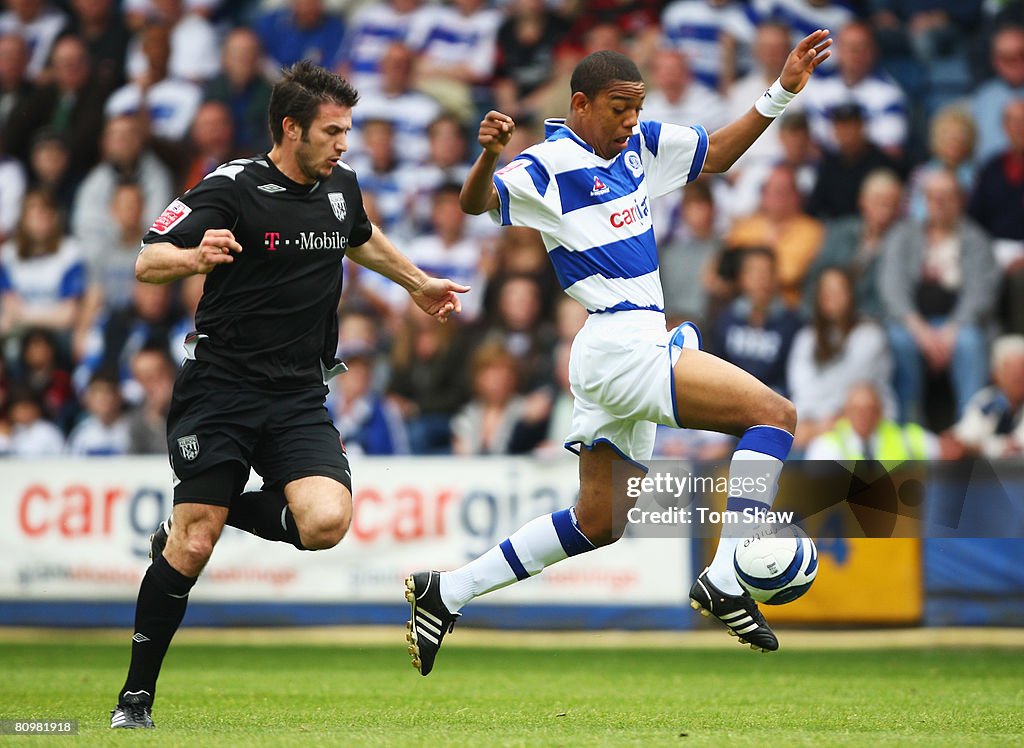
[625,150,643,177]
[177,434,200,461]
[328,192,347,223]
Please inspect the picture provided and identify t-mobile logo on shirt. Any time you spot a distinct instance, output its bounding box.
[260,231,350,251]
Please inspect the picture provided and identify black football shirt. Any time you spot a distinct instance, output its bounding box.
[143,155,373,389]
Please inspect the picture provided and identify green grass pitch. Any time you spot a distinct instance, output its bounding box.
[1,639,1022,747]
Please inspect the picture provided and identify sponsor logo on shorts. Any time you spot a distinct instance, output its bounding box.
[150,200,192,235]
[177,434,200,461]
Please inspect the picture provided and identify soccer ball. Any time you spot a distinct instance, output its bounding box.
[733,526,818,605]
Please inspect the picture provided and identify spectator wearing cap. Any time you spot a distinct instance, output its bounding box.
[806,102,901,220]
[803,20,909,158]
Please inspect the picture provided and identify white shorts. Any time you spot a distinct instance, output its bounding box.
[564,310,702,467]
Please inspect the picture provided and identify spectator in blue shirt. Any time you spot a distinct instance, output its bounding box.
[254,0,345,71]
[713,246,804,396]
[329,346,409,456]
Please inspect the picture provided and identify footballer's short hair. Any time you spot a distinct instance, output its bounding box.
[570,50,643,100]
[268,61,359,144]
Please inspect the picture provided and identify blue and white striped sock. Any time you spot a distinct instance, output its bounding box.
[439,507,595,613]
[706,425,793,595]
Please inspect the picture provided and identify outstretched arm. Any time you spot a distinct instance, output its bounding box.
[460,111,515,215]
[347,225,470,322]
[703,29,832,174]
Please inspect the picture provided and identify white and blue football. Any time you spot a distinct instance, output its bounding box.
[733,526,818,605]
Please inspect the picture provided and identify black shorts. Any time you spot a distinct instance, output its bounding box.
[167,361,351,505]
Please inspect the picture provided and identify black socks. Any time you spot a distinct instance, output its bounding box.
[225,488,307,550]
[119,553,196,702]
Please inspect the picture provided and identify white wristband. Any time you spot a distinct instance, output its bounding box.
[754,78,797,119]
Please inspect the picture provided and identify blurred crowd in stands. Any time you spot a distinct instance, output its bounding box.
[0,0,1022,462]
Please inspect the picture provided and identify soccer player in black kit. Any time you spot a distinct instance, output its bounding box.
[109,62,468,729]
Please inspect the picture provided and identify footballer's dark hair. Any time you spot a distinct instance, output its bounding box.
[570,50,643,99]
[268,61,359,144]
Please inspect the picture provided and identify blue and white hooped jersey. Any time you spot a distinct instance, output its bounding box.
[0,237,86,310]
[490,118,708,314]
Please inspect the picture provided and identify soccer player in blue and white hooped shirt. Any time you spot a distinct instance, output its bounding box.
[406,31,833,674]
